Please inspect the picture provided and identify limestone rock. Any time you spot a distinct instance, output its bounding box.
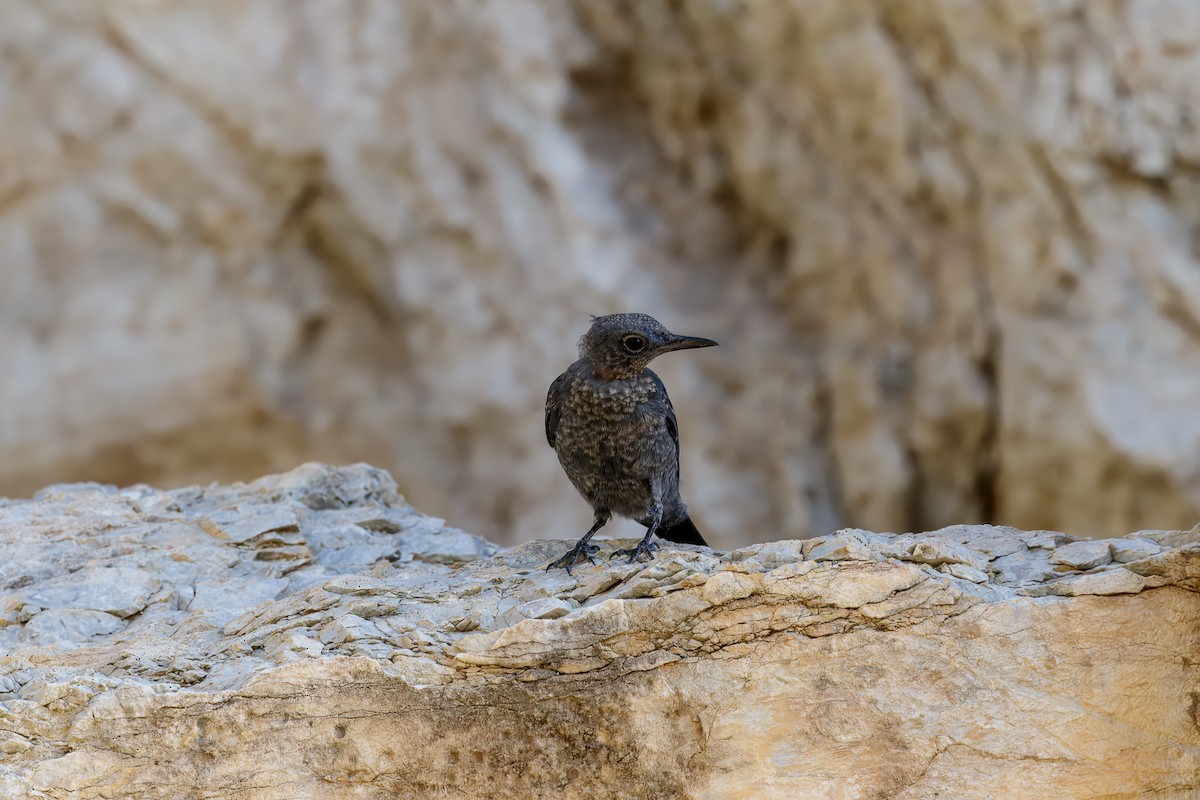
[1050,539,1113,571]
[0,465,1197,799]
[1124,542,1200,593]
[1110,535,1168,564]
[4,1,1200,547]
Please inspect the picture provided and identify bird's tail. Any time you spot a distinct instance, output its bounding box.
[656,515,708,547]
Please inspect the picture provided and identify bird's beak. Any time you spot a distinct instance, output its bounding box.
[658,334,719,353]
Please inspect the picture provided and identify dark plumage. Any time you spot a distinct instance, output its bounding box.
[545,313,717,572]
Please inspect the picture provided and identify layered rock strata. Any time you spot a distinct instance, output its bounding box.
[0,465,1196,798]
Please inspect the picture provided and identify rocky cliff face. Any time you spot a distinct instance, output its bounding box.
[4,1,1200,546]
[1,465,1197,799]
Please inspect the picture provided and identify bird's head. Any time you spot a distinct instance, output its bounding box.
[578,313,718,380]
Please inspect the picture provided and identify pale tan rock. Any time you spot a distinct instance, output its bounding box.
[1023,568,1149,598]
[1051,539,1114,571]
[4,1,1200,547]
[938,562,989,584]
[0,465,1196,799]
[1110,536,1167,563]
[1124,542,1200,592]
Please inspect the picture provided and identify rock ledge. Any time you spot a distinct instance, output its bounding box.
[1,465,1197,799]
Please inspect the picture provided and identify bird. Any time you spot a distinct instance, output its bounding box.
[545,313,717,573]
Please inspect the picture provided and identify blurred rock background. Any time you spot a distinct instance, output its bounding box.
[2,0,1200,547]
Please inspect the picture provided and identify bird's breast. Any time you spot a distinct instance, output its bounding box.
[552,375,675,518]
[561,375,657,419]
[553,377,660,457]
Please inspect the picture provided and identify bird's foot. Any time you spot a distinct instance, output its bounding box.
[547,540,601,575]
[612,538,660,565]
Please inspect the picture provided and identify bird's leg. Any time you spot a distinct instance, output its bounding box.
[612,503,662,565]
[548,511,610,574]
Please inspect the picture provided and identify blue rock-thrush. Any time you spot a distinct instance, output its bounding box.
[545,313,717,572]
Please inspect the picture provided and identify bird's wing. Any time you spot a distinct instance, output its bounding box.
[647,370,680,478]
[545,371,571,448]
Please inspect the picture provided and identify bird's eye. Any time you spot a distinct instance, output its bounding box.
[622,335,647,353]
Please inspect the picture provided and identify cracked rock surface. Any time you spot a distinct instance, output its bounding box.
[1,464,1197,799]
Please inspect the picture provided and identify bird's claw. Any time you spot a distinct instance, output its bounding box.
[547,541,601,575]
[612,538,660,565]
